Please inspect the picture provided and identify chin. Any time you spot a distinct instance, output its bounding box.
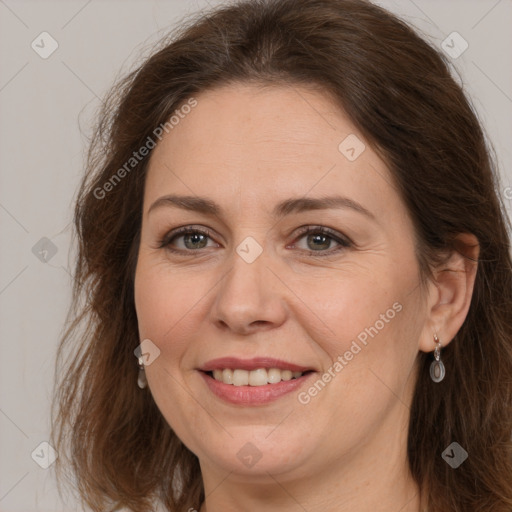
[193,428,313,477]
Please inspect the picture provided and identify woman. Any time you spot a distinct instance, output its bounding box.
[51,0,512,511]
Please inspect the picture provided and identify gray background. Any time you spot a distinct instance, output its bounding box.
[0,0,511,511]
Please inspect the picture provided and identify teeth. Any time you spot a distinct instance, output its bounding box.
[222,369,233,384]
[233,369,249,386]
[248,368,267,386]
[281,370,293,381]
[267,368,281,384]
[210,368,304,386]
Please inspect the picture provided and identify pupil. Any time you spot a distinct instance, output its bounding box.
[185,233,207,249]
[308,234,330,251]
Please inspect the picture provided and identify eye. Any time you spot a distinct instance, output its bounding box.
[159,225,352,257]
[159,226,219,252]
[290,226,352,256]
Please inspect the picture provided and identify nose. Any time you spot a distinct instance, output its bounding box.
[210,245,288,335]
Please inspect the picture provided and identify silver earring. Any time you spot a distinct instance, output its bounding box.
[429,334,445,383]
[137,356,148,389]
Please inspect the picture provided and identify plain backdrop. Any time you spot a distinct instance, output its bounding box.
[0,0,511,511]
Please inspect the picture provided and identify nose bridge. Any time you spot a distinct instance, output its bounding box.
[211,238,286,332]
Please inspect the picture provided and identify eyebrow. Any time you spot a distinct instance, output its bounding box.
[147,194,375,220]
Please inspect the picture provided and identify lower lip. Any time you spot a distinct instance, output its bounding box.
[199,371,315,405]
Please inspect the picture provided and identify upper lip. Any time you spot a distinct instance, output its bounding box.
[199,357,315,373]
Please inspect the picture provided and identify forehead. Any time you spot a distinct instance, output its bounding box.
[153,82,351,161]
[144,82,399,221]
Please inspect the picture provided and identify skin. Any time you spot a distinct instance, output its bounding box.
[134,82,478,512]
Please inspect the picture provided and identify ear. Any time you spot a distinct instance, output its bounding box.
[418,233,479,353]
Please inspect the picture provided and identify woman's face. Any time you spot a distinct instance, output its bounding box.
[134,83,431,480]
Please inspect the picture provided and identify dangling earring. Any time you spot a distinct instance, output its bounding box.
[137,356,148,389]
[429,333,445,383]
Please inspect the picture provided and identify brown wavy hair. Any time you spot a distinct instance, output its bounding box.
[51,0,512,510]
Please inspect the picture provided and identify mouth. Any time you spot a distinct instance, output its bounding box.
[203,368,315,386]
[197,357,317,404]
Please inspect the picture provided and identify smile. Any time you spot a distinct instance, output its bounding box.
[209,368,308,386]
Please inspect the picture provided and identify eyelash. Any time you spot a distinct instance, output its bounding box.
[158,225,352,258]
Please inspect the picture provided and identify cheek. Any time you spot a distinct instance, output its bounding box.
[133,258,209,442]
[134,246,194,319]
[297,289,421,441]
[133,255,218,364]
[289,262,423,404]
[288,269,403,357]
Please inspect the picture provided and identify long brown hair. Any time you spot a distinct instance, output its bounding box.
[51,0,512,510]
